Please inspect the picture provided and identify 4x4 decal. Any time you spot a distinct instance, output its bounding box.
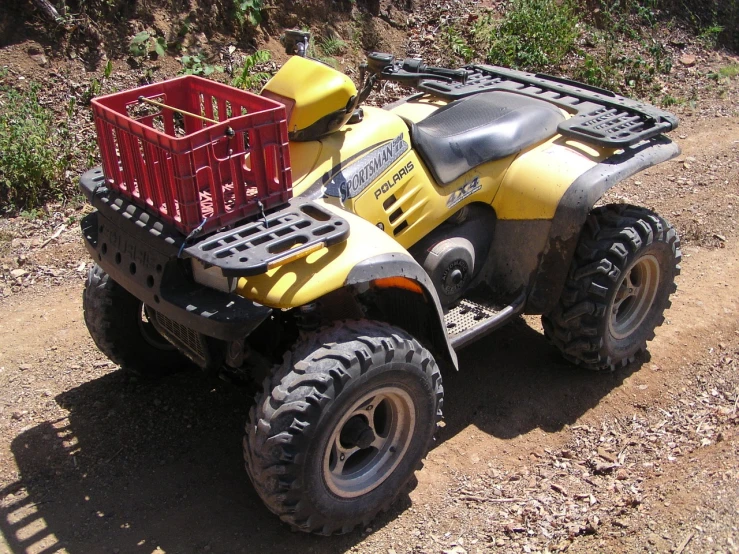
[447,176,481,208]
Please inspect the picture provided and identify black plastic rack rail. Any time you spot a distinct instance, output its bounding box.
[416,64,679,148]
[185,198,349,277]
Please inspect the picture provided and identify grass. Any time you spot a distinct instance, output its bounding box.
[718,64,739,79]
[319,36,348,57]
[472,0,580,70]
[0,73,69,212]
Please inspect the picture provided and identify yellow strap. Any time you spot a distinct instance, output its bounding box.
[138,95,218,125]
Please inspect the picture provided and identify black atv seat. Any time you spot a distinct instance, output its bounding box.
[410,91,565,185]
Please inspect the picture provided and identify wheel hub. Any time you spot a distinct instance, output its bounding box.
[340,416,376,449]
[609,254,661,340]
[323,387,415,498]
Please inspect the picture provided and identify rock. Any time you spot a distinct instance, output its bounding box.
[442,546,467,554]
[616,468,628,480]
[597,447,617,463]
[18,364,32,371]
[27,46,49,67]
[10,269,27,279]
[613,518,629,528]
[679,54,696,67]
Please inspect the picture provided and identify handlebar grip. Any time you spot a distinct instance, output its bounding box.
[424,66,468,83]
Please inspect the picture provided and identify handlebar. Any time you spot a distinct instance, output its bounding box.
[363,52,469,86]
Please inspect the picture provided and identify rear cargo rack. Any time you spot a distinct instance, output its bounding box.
[417,65,678,147]
[184,198,349,277]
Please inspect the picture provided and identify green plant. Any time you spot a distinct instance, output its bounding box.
[81,77,102,105]
[699,25,724,48]
[572,53,615,89]
[718,64,739,79]
[129,31,166,58]
[473,0,579,70]
[0,81,67,210]
[232,50,272,90]
[661,95,680,107]
[319,36,348,57]
[179,53,223,76]
[445,27,473,62]
[234,0,263,27]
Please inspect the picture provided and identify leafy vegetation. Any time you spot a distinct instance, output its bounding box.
[471,0,579,70]
[319,36,348,57]
[0,74,68,211]
[232,50,272,90]
[718,64,739,79]
[129,31,166,59]
[234,0,263,27]
[445,27,473,63]
[179,53,224,76]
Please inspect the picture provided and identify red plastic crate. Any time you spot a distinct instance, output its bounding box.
[91,75,292,235]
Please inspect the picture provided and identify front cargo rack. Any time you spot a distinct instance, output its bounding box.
[184,198,349,277]
[417,65,678,148]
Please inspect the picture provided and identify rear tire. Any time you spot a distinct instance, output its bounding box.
[542,204,681,371]
[243,320,443,535]
[83,264,191,376]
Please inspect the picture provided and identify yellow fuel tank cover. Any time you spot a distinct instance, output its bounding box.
[263,57,358,140]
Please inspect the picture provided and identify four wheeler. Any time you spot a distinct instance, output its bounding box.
[79,30,681,534]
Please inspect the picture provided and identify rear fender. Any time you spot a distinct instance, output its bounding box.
[235,202,458,369]
[481,136,679,312]
[528,136,680,313]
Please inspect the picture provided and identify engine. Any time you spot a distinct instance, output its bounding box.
[409,205,495,308]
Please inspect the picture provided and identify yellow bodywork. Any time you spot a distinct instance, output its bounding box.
[235,202,409,308]
[493,138,615,220]
[233,83,615,308]
[262,57,357,136]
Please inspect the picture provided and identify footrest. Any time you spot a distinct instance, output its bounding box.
[445,294,526,350]
[185,198,349,277]
[445,298,502,336]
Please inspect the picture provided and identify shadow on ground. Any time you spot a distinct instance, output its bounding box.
[0,318,640,553]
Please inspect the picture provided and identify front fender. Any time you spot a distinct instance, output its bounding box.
[235,201,458,369]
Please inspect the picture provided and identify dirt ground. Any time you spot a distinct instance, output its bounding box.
[1,11,739,554]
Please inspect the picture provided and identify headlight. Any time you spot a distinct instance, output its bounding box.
[191,260,237,293]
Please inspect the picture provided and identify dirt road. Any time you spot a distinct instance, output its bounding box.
[1,115,738,553]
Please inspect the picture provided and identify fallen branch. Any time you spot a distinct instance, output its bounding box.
[675,531,694,554]
[31,0,62,22]
[460,495,526,503]
[39,224,67,249]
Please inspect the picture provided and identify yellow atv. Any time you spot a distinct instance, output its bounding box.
[80,30,681,534]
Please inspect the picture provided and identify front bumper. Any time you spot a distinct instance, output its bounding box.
[80,168,272,342]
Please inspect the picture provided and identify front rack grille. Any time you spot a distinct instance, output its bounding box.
[185,198,349,277]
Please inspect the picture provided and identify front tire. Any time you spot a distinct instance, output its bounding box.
[542,204,681,371]
[243,320,443,535]
[83,264,191,376]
